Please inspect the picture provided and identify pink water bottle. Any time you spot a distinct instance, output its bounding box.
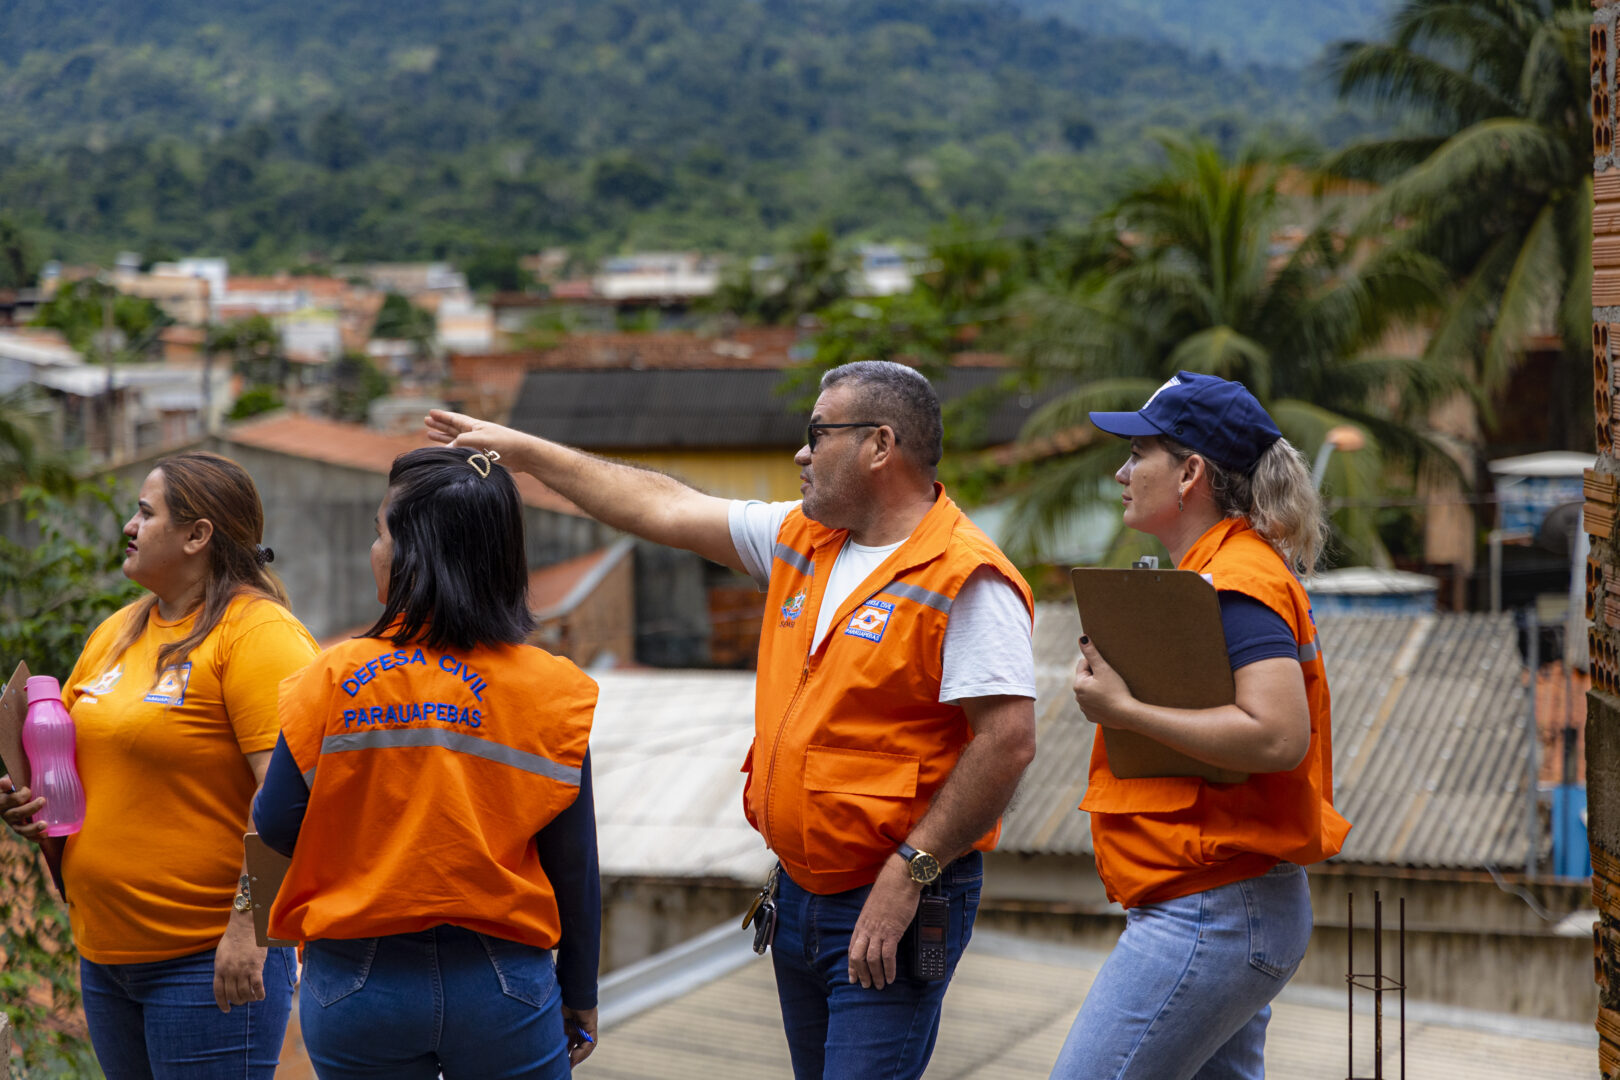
[22,676,84,836]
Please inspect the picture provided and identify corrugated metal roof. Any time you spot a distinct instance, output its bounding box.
[507,366,1058,449]
[590,670,774,882]
[223,413,580,515]
[587,609,1534,879]
[586,927,1592,1079]
[1001,607,1536,871]
[1327,612,1532,870]
[528,538,633,617]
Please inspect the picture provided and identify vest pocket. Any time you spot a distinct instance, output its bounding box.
[801,745,920,873]
[1078,774,1201,814]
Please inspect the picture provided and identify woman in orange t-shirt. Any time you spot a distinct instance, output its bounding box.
[1050,373,1349,1080]
[1,452,317,1080]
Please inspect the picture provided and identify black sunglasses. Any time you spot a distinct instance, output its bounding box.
[806,422,884,452]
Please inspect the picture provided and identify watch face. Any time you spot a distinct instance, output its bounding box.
[909,852,941,884]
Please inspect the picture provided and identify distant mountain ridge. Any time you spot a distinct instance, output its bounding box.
[0,0,1375,264]
[1013,0,1394,68]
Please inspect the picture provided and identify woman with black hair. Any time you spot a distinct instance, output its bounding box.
[252,446,601,1079]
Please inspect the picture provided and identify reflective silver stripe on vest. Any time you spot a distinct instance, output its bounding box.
[773,543,814,576]
[319,728,582,786]
[301,766,317,788]
[1299,639,1319,663]
[877,581,954,614]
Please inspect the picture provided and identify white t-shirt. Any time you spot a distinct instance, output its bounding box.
[728,500,1036,703]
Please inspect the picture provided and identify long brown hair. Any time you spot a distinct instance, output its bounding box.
[107,452,290,678]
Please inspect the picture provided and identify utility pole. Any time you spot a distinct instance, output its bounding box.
[101,275,117,461]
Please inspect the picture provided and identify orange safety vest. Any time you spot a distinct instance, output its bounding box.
[746,485,1034,895]
[1080,517,1351,909]
[269,636,597,948]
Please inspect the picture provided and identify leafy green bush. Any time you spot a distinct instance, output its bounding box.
[226,384,282,421]
[0,482,136,1079]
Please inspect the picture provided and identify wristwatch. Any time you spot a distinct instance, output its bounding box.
[232,874,252,914]
[896,842,941,886]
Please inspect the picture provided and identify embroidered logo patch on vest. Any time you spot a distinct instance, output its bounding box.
[144,663,192,706]
[844,599,895,643]
[780,588,807,626]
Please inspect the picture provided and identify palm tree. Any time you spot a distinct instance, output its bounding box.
[1325,0,1590,412]
[1002,137,1462,566]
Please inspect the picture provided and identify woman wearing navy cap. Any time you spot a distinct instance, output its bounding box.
[1050,372,1351,1080]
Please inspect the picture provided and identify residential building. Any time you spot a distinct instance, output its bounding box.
[592,253,721,302]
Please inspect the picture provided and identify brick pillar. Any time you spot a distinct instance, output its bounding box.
[1593,6,1620,1078]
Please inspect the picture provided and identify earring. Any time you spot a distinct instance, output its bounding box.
[1178,492,1184,512]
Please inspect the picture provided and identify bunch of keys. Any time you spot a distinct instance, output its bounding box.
[741,864,780,955]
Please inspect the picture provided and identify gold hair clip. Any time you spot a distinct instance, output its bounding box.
[468,449,498,478]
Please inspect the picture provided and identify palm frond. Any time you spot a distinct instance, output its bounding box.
[1000,441,1133,564]
[1479,201,1564,392]
[1018,378,1162,441]
[1363,118,1564,228]
[1329,40,1516,126]
[1165,327,1272,398]
[1323,136,1451,183]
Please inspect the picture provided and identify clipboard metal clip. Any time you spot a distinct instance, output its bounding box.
[1131,556,1160,569]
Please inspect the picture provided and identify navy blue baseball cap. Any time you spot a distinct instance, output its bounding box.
[1089,371,1282,474]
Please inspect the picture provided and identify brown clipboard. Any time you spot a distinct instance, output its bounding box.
[242,833,296,947]
[1070,567,1248,784]
[0,660,31,788]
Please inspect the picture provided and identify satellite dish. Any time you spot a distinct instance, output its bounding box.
[1537,501,1583,557]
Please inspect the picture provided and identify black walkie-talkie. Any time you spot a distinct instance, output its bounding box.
[908,888,949,981]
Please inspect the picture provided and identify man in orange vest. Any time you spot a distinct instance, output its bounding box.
[427,360,1037,1079]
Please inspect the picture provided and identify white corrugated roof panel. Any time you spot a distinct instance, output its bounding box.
[590,670,773,882]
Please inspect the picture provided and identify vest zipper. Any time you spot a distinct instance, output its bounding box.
[761,657,812,850]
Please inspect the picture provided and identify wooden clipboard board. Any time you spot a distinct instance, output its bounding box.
[0,661,30,789]
[242,833,296,947]
[1070,567,1248,784]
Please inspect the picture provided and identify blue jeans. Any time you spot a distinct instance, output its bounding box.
[300,924,568,1080]
[1051,862,1314,1080]
[771,851,982,1080]
[80,946,296,1080]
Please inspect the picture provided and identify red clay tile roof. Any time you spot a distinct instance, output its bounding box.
[223,413,579,515]
[1536,663,1587,785]
[528,546,616,615]
[226,275,351,298]
[318,542,623,649]
[160,326,207,346]
[461,328,804,372]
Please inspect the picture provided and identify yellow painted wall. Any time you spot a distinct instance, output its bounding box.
[606,449,803,501]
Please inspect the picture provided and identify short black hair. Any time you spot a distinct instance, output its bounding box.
[361,447,534,651]
[819,361,943,473]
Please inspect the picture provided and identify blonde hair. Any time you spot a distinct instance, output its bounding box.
[1162,436,1329,575]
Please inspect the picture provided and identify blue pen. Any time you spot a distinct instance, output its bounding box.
[572,1027,594,1045]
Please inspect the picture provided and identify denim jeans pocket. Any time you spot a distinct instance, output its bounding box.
[478,934,557,1009]
[273,946,298,990]
[1238,866,1311,979]
[304,938,378,1007]
[956,877,982,953]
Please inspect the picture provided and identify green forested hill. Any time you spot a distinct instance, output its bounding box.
[1014,1,1393,67]
[0,0,1373,267]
